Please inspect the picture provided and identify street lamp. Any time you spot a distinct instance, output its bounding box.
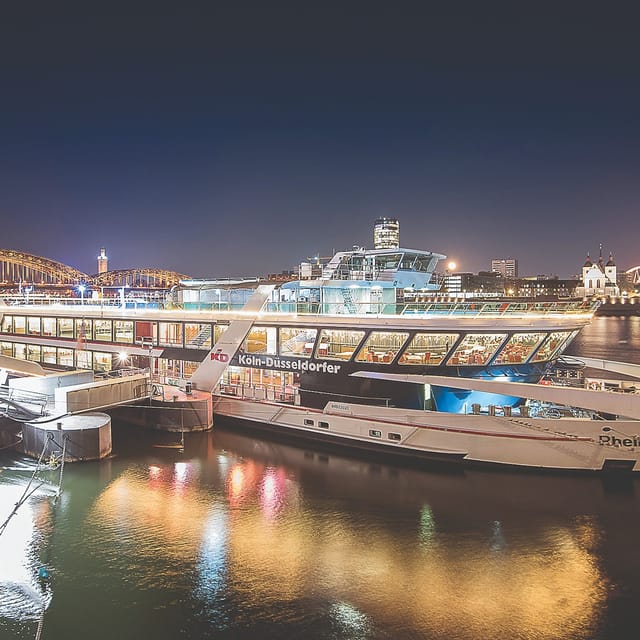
[78,284,86,305]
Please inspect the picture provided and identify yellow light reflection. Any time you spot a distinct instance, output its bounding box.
[87,461,607,639]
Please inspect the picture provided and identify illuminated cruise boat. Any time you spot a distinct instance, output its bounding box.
[2,244,640,473]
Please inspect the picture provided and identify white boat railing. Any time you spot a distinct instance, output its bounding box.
[2,295,597,317]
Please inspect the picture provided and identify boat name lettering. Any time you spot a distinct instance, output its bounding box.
[599,434,640,448]
[237,353,342,374]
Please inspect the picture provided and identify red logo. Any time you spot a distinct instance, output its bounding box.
[211,349,229,363]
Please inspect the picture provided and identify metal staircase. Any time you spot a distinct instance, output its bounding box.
[341,288,358,314]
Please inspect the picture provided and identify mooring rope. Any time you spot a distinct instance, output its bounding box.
[0,436,50,538]
[34,434,69,639]
[54,435,68,504]
[34,609,45,640]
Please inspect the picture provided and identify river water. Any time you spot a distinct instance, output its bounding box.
[1,317,639,640]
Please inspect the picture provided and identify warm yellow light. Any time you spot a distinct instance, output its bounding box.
[447,261,457,271]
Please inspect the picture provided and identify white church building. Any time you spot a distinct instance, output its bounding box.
[575,246,620,298]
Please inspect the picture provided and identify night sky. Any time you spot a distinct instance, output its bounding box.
[1,3,639,279]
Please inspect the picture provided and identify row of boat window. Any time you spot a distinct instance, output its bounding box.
[302,417,402,441]
[0,314,577,366]
[252,326,578,366]
[0,341,116,371]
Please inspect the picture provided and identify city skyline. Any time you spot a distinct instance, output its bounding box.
[1,4,639,279]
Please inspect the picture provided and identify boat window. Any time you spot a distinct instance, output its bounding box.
[531,330,576,362]
[185,323,212,350]
[57,347,73,367]
[158,322,183,347]
[355,331,410,363]
[13,316,26,335]
[399,333,459,365]
[134,321,156,346]
[304,418,314,426]
[279,327,318,357]
[27,316,41,336]
[318,421,329,429]
[75,318,92,341]
[493,332,547,364]
[74,318,93,342]
[93,351,113,372]
[14,343,26,360]
[95,319,113,343]
[1,341,13,356]
[0,316,13,333]
[317,329,366,361]
[42,345,56,364]
[58,317,74,339]
[369,429,382,438]
[388,432,402,441]
[26,344,41,362]
[76,350,92,369]
[446,333,507,366]
[376,253,402,270]
[114,320,134,344]
[243,326,276,354]
[42,318,56,337]
[400,254,416,270]
[413,256,433,273]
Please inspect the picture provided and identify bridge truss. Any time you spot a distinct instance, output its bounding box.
[0,249,189,289]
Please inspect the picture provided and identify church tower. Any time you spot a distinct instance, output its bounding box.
[605,252,617,286]
[581,252,593,284]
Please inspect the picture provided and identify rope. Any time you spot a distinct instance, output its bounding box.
[34,434,69,638]
[54,435,68,504]
[0,436,50,538]
[34,609,45,640]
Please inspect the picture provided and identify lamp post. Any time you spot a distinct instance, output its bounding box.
[78,284,86,305]
[138,337,154,381]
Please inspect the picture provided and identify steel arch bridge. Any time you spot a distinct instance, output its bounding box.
[89,268,189,288]
[626,266,640,285]
[0,249,190,288]
[0,249,86,284]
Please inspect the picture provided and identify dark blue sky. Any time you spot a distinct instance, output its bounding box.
[1,3,639,278]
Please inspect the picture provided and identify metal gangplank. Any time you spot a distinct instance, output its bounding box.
[0,386,50,421]
[190,284,275,393]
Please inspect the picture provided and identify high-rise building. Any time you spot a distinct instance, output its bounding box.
[491,258,518,278]
[97,247,109,274]
[373,217,400,249]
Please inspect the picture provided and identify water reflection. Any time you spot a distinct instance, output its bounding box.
[0,465,55,624]
[2,412,639,638]
[82,429,619,639]
[567,316,640,364]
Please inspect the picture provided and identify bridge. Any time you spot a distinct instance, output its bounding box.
[0,249,189,289]
[626,266,640,285]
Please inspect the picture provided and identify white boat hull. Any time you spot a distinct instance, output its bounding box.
[213,395,640,473]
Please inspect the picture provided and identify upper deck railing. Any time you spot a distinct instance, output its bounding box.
[1,294,598,317]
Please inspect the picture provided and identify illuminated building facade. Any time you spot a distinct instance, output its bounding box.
[374,217,400,249]
[97,247,109,274]
[491,258,518,278]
